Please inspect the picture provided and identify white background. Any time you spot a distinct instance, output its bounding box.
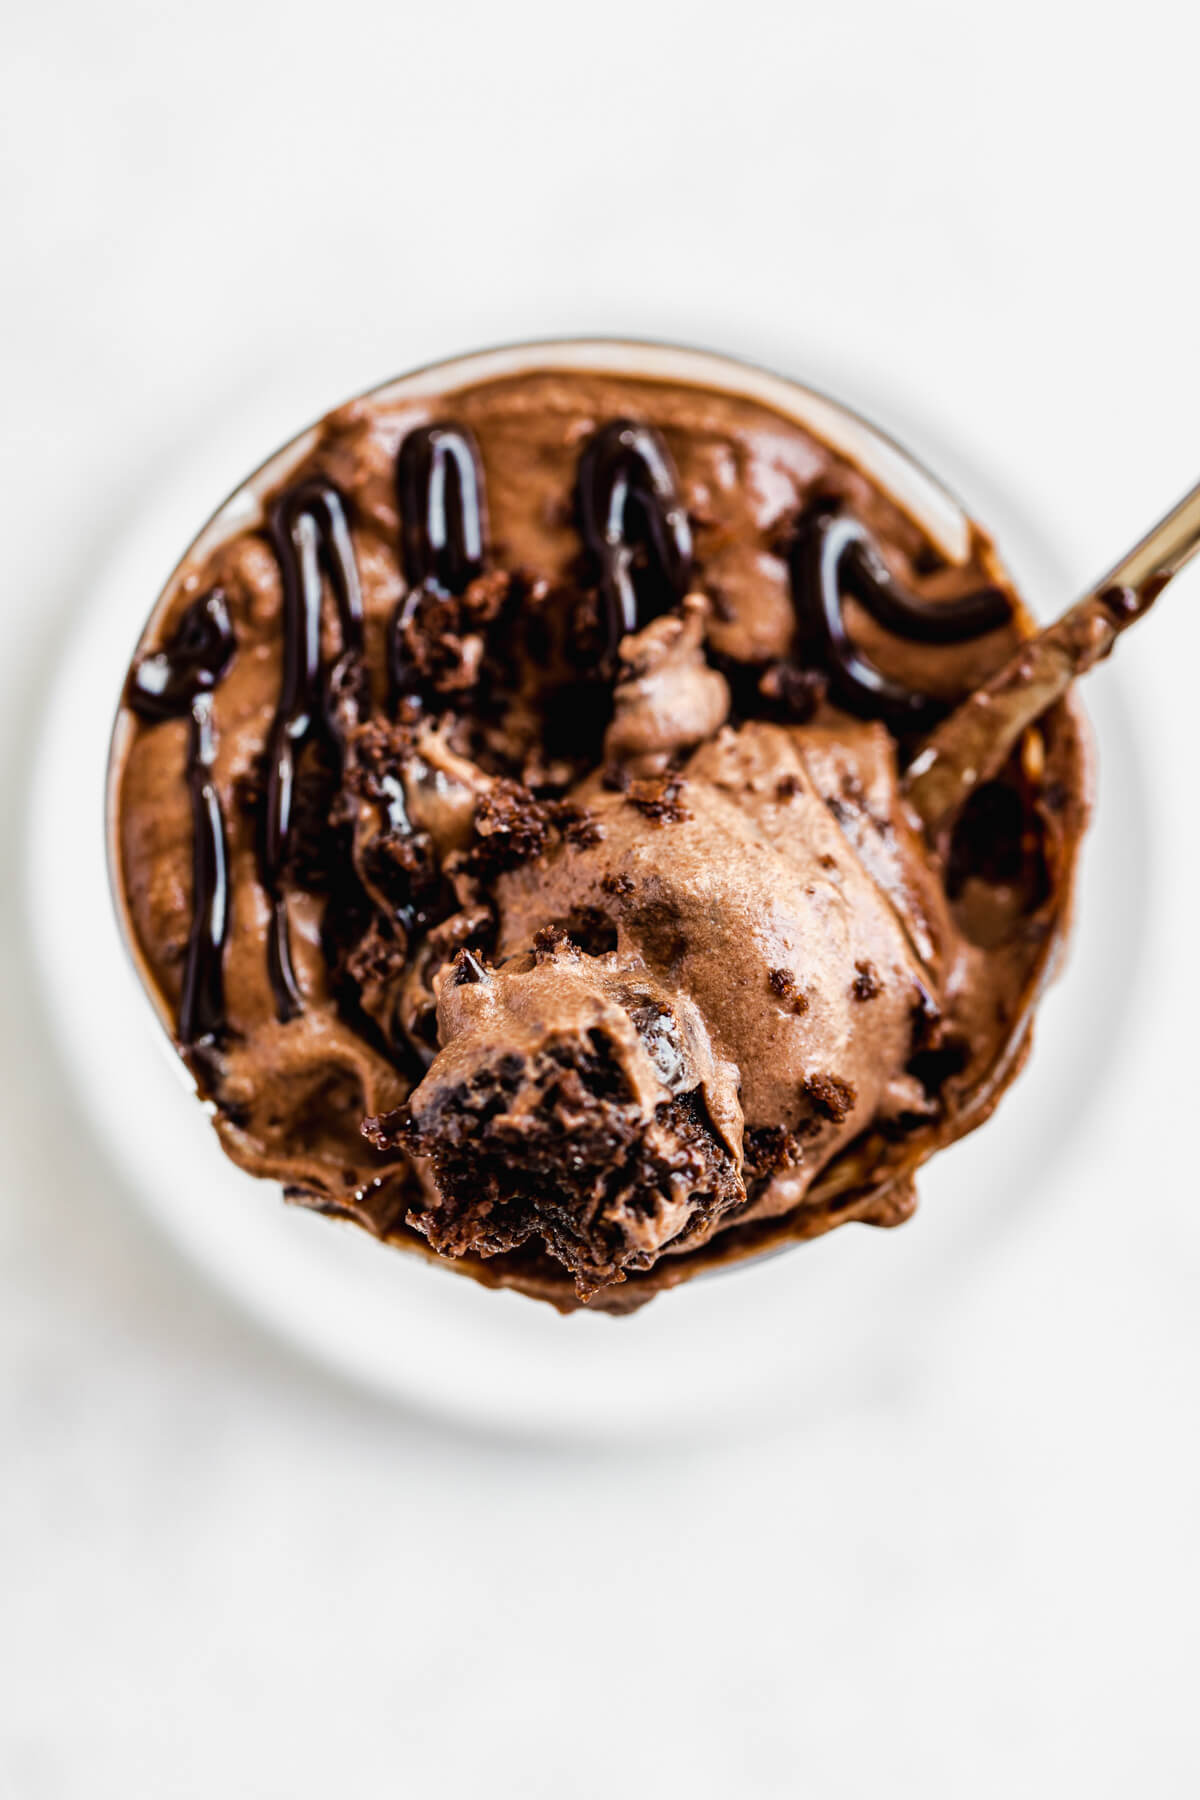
[3,3,1199,1796]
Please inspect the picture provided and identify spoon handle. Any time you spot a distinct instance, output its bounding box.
[1099,476,1200,594]
[903,476,1200,846]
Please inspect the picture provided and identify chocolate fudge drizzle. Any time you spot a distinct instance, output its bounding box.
[261,434,493,1027]
[127,590,236,1044]
[790,505,1012,732]
[577,420,693,664]
[263,479,365,1020]
[390,423,488,698]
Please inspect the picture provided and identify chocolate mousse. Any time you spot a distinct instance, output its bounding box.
[110,359,1094,1312]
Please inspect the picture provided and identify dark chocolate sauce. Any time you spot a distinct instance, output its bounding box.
[397,423,487,595]
[127,590,236,1044]
[263,479,365,1020]
[390,424,488,698]
[790,506,1011,732]
[576,419,693,665]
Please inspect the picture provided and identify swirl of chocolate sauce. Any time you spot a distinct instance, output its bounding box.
[390,423,488,698]
[790,505,1012,732]
[263,479,365,1021]
[397,423,487,595]
[127,590,236,1045]
[576,419,693,665]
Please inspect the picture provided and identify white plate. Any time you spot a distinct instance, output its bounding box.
[26,343,1152,1440]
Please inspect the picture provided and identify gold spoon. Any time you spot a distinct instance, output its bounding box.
[904,479,1200,847]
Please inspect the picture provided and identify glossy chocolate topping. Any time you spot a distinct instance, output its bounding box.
[391,423,488,701]
[126,589,235,1044]
[396,423,488,596]
[577,419,694,665]
[263,479,366,1020]
[790,504,1013,732]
